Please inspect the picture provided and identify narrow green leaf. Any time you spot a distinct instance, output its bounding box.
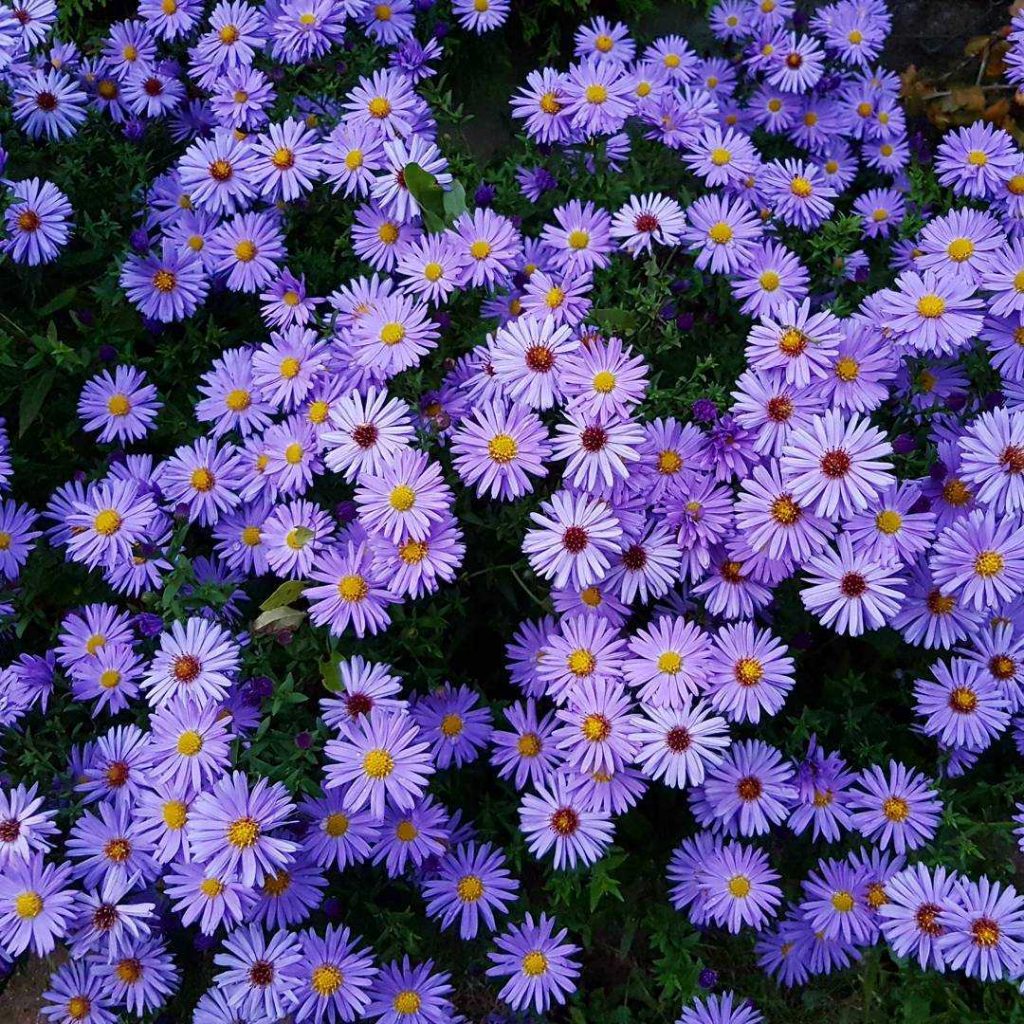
[19,370,55,437]
[35,287,78,319]
[260,579,309,612]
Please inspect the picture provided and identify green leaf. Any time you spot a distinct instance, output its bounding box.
[35,287,78,319]
[589,307,638,335]
[19,370,55,437]
[320,653,343,693]
[404,162,446,223]
[253,605,307,635]
[442,180,466,222]
[260,579,309,612]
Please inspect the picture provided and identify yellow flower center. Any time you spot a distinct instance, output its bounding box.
[916,294,945,318]
[311,964,344,996]
[727,875,751,898]
[581,713,611,742]
[947,238,974,262]
[396,820,418,841]
[337,575,369,603]
[522,951,549,976]
[99,669,121,689]
[539,92,561,114]
[657,651,682,674]
[457,874,484,902]
[363,748,395,779]
[423,261,443,282]
[107,394,131,417]
[14,892,43,919]
[380,322,406,346]
[378,222,399,244]
[831,891,855,913]
[734,657,764,686]
[594,33,613,52]
[325,812,349,837]
[568,229,590,250]
[517,732,541,757]
[567,648,596,676]
[389,484,416,511]
[93,509,122,536]
[592,370,616,393]
[470,240,492,260]
[368,97,392,118]
[190,467,214,492]
[875,510,902,535]
[226,816,260,848]
[708,222,733,244]
[393,991,422,1016]
[835,356,860,382]
[162,800,188,829]
[882,796,909,823]
[399,539,429,564]
[176,730,203,756]
[67,996,91,1020]
[790,176,813,198]
[234,240,257,262]
[241,526,262,547]
[975,550,1005,577]
[585,84,608,104]
[967,150,988,167]
[488,433,519,464]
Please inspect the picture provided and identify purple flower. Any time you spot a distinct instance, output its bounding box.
[2,178,71,265]
[486,913,580,1014]
[519,773,614,869]
[366,957,453,1024]
[0,854,76,956]
[937,876,1024,981]
[848,761,942,854]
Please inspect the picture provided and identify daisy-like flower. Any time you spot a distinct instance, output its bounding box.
[623,616,712,707]
[355,449,452,543]
[208,210,286,293]
[682,194,763,274]
[763,158,836,229]
[879,270,985,356]
[848,761,942,854]
[930,509,1024,612]
[609,192,686,257]
[164,861,255,935]
[935,122,1018,199]
[698,842,783,934]
[552,406,643,493]
[522,490,623,590]
[451,400,551,501]
[735,461,834,563]
[801,535,906,637]
[449,208,523,289]
[252,327,328,413]
[306,541,396,639]
[703,739,796,837]
[705,622,794,724]
[299,789,381,871]
[65,480,156,572]
[486,913,580,1014]
[560,336,648,417]
[731,241,809,319]
[799,858,874,944]
[324,711,434,818]
[0,853,76,956]
[40,959,118,1024]
[679,991,764,1024]
[160,437,243,526]
[141,616,240,708]
[490,315,578,410]
[422,842,518,939]
[2,178,72,266]
[366,957,453,1024]
[0,784,57,867]
[178,128,258,214]
[190,771,297,887]
[918,207,1005,286]
[13,68,88,140]
[937,876,1024,981]
[148,694,232,791]
[561,57,634,134]
[292,924,378,1024]
[553,678,637,776]
[490,700,561,790]
[780,409,894,519]
[395,234,465,307]
[913,658,1009,752]
[68,872,154,960]
[351,293,439,378]
[120,242,208,322]
[745,300,843,388]
[77,366,161,443]
[519,772,614,869]
[843,481,935,567]
[958,407,1024,516]
[91,936,179,1017]
[250,117,322,201]
[878,862,959,971]
[630,701,730,788]
[411,683,494,769]
[322,387,414,483]
[214,923,303,1021]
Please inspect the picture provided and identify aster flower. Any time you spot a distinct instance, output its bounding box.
[630,701,730,788]
[164,861,255,935]
[745,300,843,388]
[366,957,453,1024]
[209,210,286,293]
[490,700,561,790]
[522,490,622,590]
[299,789,381,872]
[913,658,1009,753]
[678,991,763,1024]
[68,872,154,960]
[190,771,297,887]
[354,449,451,543]
[878,862,959,972]
[937,876,1024,981]
[848,761,942,854]
[0,854,76,956]
[91,936,179,1017]
[879,270,984,356]
[490,314,578,410]
[41,960,118,1024]
[935,122,1018,199]
[683,194,762,274]
[698,841,782,934]
[519,773,614,870]
[930,509,1024,612]
[763,158,835,229]
[371,797,450,878]
[801,535,906,637]
[2,177,72,266]
[610,192,686,257]
[293,924,378,1024]
[214,923,303,1021]
[486,913,580,1014]
[411,683,493,769]
[13,68,88,140]
[623,616,712,706]
[251,118,323,201]
[422,842,518,939]
[142,616,240,707]
[799,858,874,945]
[77,366,160,443]
[65,480,156,572]
[324,711,434,818]
[780,409,893,519]
[120,241,209,322]
[703,739,795,837]
[705,622,794,724]
[148,694,232,791]
[0,784,57,868]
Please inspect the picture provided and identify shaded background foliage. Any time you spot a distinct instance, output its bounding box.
[1,1,1024,1022]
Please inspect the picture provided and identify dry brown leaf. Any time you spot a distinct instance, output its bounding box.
[965,35,991,57]
[950,85,986,112]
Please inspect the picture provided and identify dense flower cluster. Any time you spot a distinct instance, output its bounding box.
[1,0,1024,1020]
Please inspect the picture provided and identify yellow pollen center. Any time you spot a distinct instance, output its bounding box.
[470,240,492,260]
[967,150,988,167]
[568,229,590,249]
[947,238,974,262]
[708,222,733,244]
[734,657,764,686]
[727,875,751,898]
[882,796,909,822]
[585,84,608,104]
[389,484,416,511]
[190,467,214,492]
[337,575,369,603]
[456,874,484,902]
[378,222,400,244]
[393,991,422,1016]
[234,240,257,262]
[835,356,860,381]
[162,800,187,829]
[325,812,349,837]
[567,648,596,676]
[363,748,395,779]
[790,176,813,197]
[916,294,945,318]
[14,892,42,919]
[522,951,549,976]
[517,732,541,757]
[592,370,616,393]
[93,509,122,536]
[311,964,344,996]
[488,433,518,463]
[657,651,682,674]
[875,509,902,535]
[975,550,1005,577]
[831,891,855,912]
[226,817,260,848]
